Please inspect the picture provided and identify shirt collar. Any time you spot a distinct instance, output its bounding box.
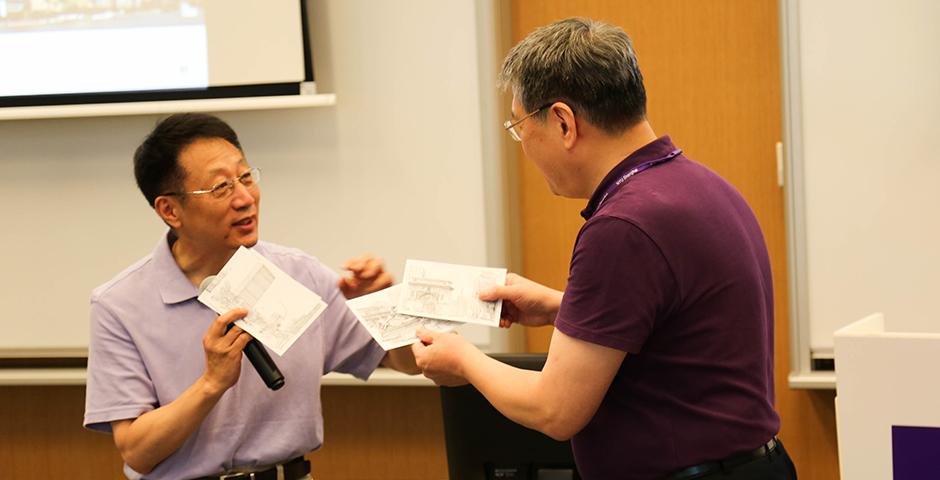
[581,135,678,220]
[153,231,269,305]
[154,230,200,305]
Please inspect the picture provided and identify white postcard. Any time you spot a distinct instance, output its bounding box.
[346,284,461,350]
[198,246,327,356]
[397,259,506,326]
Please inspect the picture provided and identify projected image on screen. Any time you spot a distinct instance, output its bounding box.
[0,0,209,97]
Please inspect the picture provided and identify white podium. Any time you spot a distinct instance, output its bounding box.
[834,313,940,479]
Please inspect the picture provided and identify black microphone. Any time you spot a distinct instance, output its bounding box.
[200,276,285,391]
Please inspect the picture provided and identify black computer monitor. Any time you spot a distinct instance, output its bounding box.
[440,353,580,480]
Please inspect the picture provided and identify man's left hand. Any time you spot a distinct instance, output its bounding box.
[412,328,474,387]
[338,253,393,299]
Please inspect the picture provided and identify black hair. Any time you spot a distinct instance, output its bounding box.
[133,113,242,207]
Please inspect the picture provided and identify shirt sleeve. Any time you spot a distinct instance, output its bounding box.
[83,298,158,433]
[323,297,386,379]
[555,215,678,353]
[311,267,385,379]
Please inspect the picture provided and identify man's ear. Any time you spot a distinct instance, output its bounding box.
[154,196,183,229]
[551,103,578,149]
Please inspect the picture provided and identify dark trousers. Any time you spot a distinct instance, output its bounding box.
[687,439,798,480]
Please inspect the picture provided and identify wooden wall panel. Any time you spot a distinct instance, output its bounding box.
[510,1,839,479]
[0,385,447,479]
[0,386,125,479]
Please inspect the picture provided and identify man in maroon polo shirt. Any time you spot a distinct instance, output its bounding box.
[412,17,798,480]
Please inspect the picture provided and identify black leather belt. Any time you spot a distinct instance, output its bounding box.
[667,437,779,480]
[193,456,310,480]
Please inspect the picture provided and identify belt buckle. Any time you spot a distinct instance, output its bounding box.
[219,473,255,480]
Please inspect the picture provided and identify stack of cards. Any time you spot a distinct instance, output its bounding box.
[198,247,327,356]
[347,259,507,350]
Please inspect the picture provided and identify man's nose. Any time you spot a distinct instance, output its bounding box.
[230,181,256,207]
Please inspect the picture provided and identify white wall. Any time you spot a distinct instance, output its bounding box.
[0,0,514,355]
[784,0,940,384]
[800,0,940,351]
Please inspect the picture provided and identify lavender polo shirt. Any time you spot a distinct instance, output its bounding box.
[84,233,385,480]
[555,136,780,479]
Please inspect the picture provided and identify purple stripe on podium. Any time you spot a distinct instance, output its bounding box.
[892,425,940,479]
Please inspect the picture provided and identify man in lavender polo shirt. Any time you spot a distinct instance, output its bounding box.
[83,113,418,480]
[413,18,798,480]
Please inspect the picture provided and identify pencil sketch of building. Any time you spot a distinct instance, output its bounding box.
[404,269,456,315]
[398,261,504,325]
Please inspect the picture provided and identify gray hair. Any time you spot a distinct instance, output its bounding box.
[499,17,646,134]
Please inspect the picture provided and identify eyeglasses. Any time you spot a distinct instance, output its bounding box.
[159,167,261,200]
[503,103,552,142]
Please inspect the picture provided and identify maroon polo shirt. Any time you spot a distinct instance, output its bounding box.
[554,136,779,479]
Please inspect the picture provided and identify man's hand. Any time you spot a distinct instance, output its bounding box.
[201,308,253,395]
[478,273,563,328]
[338,254,393,299]
[411,328,478,387]
[111,308,253,474]
[381,344,421,375]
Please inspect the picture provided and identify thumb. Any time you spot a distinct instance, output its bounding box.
[479,284,511,302]
[415,327,436,344]
[411,339,427,357]
[338,276,359,290]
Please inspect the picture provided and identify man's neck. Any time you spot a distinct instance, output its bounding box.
[170,236,236,288]
[581,120,658,198]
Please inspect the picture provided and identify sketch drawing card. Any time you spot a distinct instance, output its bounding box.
[198,246,327,356]
[346,284,461,350]
[397,259,506,326]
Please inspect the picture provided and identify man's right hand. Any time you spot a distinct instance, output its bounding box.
[201,308,253,394]
[478,273,563,328]
[112,308,255,475]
